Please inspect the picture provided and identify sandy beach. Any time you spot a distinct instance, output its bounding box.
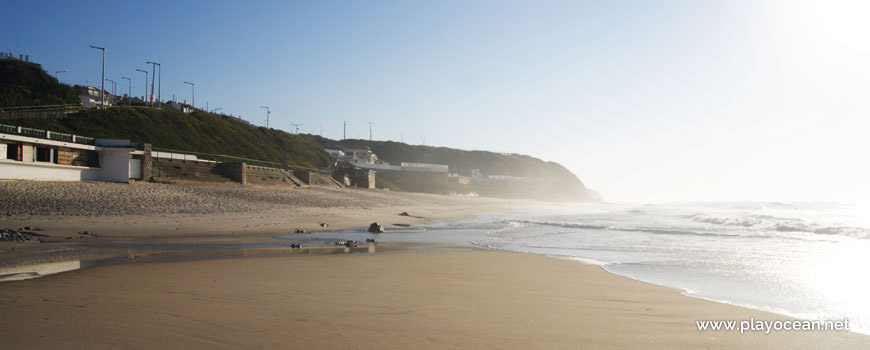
[0,250,866,349]
[0,181,868,349]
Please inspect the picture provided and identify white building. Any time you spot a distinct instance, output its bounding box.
[79,86,112,108]
[0,124,144,182]
[324,148,344,159]
[168,100,192,114]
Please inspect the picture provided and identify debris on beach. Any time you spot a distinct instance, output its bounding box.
[290,244,302,249]
[76,231,101,238]
[1,228,41,242]
[320,223,328,228]
[399,212,411,216]
[295,229,305,234]
[368,222,386,233]
[335,240,359,248]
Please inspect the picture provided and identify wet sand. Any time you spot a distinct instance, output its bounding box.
[0,249,867,349]
[1,182,868,348]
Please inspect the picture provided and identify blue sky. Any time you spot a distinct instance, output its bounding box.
[3,0,869,201]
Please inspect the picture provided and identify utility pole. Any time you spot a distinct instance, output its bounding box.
[343,121,346,140]
[122,76,131,98]
[183,81,195,108]
[146,61,161,107]
[368,121,372,141]
[401,132,403,143]
[136,69,148,103]
[89,45,105,106]
[146,61,159,106]
[260,106,270,128]
[290,123,303,134]
[105,79,115,96]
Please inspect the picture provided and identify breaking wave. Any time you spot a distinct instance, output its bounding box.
[690,213,870,239]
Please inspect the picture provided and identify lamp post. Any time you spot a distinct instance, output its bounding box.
[121,77,131,98]
[146,61,161,107]
[105,79,115,97]
[213,107,222,114]
[260,106,270,128]
[136,69,148,104]
[54,70,66,81]
[183,81,195,108]
[89,45,105,106]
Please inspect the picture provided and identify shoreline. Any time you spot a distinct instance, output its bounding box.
[1,182,868,348]
[1,248,867,349]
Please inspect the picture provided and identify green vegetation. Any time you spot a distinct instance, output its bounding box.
[318,139,597,201]
[1,59,597,201]
[0,59,78,107]
[10,107,334,169]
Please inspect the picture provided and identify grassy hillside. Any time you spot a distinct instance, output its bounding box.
[9,107,334,169]
[0,59,78,107]
[1,60,598,201]
[318,138,597,201]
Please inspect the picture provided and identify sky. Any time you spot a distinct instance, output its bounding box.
[2,0,868,202]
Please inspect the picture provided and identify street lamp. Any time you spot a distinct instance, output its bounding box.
[213,107,222,114]
[136,69,148,104]
[54,70,66,81]
[105,79,115,97]
[146,61,161,107]
[121,76,131,98]
[260,106,270,128]
[89,45,106,106]
[183,81,195,108]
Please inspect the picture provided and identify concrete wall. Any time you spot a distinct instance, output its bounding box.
[0,159,100,181]
[97,150,133,183]
[129,159,141,179]
[152,158,235,183]
[247,166,297,186]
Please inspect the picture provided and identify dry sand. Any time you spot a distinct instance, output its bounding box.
[0,250,867,349]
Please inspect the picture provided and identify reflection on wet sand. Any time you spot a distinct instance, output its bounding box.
[0,260,83,282]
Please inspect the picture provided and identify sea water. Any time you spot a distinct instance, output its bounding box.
[467,201,870,334]
[278,201,870,334]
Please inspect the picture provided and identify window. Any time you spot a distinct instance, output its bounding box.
[35,146,53,163]
[6,143,18,161]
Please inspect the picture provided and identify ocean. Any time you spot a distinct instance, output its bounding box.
[313,201,870,334]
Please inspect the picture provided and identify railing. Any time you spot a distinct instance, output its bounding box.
[0,123,96,145]
[0,104,82,120]
[152,147,332,175]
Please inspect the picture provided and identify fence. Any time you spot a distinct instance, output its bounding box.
[0,123,95,145]
[0,104,82,120]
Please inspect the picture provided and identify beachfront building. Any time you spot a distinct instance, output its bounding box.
[168,100,192,114]
[78,86,112,108]
[324,149,344,159]
[0,124,147,182]
[338,146,378,164]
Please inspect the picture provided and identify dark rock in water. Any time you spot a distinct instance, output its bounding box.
[399,212,411,216]
[1,228,35,242]
[368,222,385,233]
[366,238,376,243]
[320,223,328,228]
